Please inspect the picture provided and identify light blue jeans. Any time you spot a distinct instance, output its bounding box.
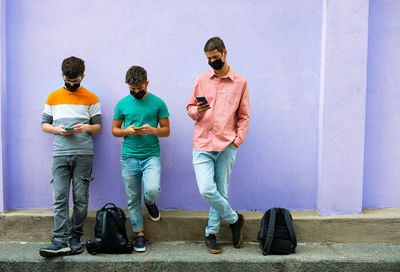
[121,156,161,232]
[193,146,239,237]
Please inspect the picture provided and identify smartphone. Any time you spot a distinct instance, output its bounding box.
[132,127,143,130]
[64,127,74,130]
[196,96,209,105]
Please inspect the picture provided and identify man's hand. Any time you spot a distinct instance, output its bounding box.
[137,124,155,135]
[197,102,210,114]
[72,124,90,134]
[57,125,75,136]
[124,125,141,136]
[123,125,154,136]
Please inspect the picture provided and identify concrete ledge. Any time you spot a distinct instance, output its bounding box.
[0,242,399,272]
[1,209,399,244]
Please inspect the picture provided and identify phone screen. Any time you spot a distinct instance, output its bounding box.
[196,96,208,105]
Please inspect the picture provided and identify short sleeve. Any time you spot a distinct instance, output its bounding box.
[41,112,53,125]
[114,101,124,120]
[158,100,170,120]
[44,94,53,116]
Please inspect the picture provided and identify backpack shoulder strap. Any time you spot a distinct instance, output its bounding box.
[257,212,268,241]
[88,208,114,254]
[108,209,128,238]
[262,208,277,255]
[101,210,108,242]
[283,209,297,251]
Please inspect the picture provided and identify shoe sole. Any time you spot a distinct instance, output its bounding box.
[39,248,71,257]
[134,247,146,252]
[69,248,83,255]
[234,214,245,248]
[149,212,161,221]
[207,248,223,254]
[205,238,223,254]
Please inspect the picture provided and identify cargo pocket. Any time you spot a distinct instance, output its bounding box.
[82,176,94,183]
[75,176,94,201]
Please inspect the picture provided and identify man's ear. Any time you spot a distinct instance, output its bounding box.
[82,73,85,80]
[146,80,149,87]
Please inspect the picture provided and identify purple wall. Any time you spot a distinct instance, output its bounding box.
[363,0,400,209]
[317,0,369,215]
[1,0,399,215]
[3,0,322,212]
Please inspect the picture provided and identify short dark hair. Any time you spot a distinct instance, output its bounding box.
[204,37,225,53]
[61,56,85,79]
[126,66,147,86]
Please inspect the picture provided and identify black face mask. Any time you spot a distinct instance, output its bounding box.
[65,82,80,92]
[208,58,225,70]
[130,90,146,100]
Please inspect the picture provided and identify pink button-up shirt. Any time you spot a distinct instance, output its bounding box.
[187,68,250,151]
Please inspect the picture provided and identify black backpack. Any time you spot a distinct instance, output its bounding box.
[257,207,297,255]
[86,203,133,254]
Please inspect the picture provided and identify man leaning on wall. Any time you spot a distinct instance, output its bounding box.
[40,56,102,257]
[186,37,250,254]
[112,66,170,252]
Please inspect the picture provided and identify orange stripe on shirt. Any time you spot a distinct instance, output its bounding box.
[46,87,99,106]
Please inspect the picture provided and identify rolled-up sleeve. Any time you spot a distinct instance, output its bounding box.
[186,78,202,120]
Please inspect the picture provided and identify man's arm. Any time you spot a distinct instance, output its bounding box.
[112,117,170,138]
[42,123,101,136]
[72,113,102,135]
[42,123,75,136]
[232,81,250,147]
[112,119,141,137]
[41,112,75,135]
[72,123,102,135]
[187,99,202,121]
[186,79,209,120]
[140,117,170,137]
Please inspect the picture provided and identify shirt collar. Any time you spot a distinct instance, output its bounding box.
[208,68,235,81]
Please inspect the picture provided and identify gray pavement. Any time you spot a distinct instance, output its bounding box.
[1,241,400,271]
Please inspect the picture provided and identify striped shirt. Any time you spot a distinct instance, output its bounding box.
[42,87,102,156]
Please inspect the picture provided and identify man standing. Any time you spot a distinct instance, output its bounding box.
[187,37,250,254]
[40,56,102,257]
[112,66,170,252]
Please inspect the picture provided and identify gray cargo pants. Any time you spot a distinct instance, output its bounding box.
[51,155,94,243]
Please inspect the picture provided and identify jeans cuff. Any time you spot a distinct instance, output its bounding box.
[205,231,217,237]
[144,200,155,206]
[132,226,144,233]
[226,212,239,225]
[52,236,68,244]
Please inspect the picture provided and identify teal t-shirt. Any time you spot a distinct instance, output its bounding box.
[114,92,170,158]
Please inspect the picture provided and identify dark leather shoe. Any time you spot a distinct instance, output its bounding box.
[230,213,245,248]
[205,234,222,254]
